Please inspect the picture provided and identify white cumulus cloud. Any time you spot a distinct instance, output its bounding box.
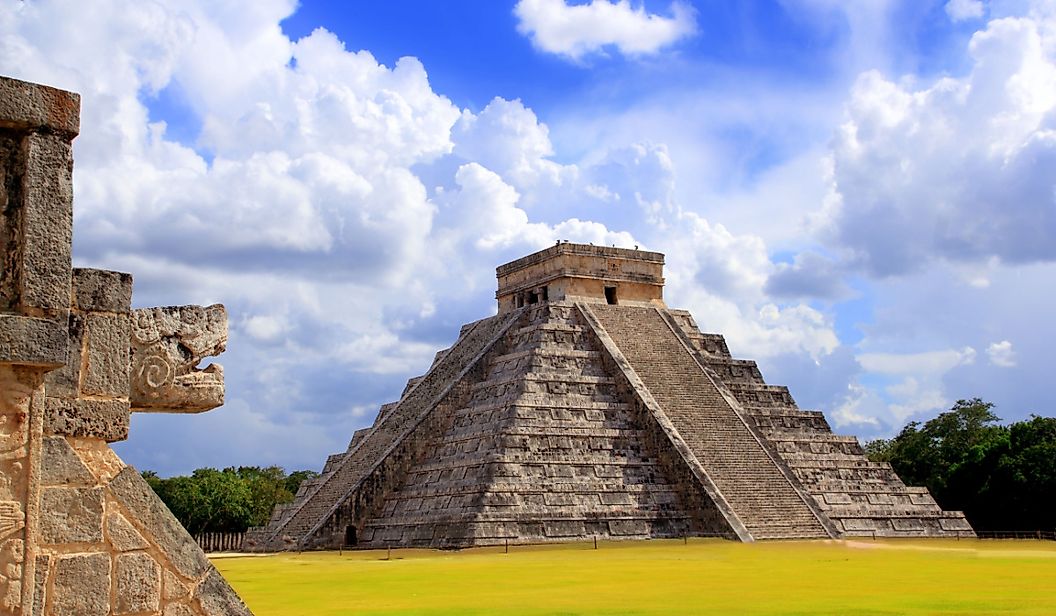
[514,0,698,61]
[987,339,1017,366]
[840,346,978,426]
[821,11,1056,276]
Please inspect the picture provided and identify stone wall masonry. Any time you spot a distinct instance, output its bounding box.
[30,439,251,615]
[0,80,75,368]
[43,269,133,443]
[1,75,252,615]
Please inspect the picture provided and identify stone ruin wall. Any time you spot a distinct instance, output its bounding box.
[0,76,251,615]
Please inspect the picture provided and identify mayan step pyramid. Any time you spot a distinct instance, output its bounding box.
[245,243,973,551]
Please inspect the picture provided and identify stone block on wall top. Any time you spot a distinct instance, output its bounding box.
[72,268,133,313]
[0,77,80,136]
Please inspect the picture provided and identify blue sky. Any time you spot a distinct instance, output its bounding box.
[3,0,1054,475]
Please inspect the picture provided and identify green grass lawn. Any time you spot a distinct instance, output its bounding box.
[213,538,1056,615]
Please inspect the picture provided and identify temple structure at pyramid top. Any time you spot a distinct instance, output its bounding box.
[496,242,665,312]
[246,243,973,551]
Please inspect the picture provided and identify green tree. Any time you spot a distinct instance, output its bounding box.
[988,416,1056,530]
[235,466,294,527]
[143,466,318,534]
[869,399,1055,531]
[862,438,892,462]
[190,468,254,533]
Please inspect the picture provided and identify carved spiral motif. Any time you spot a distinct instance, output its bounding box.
[134,351,175,398]
[132,311,161,345]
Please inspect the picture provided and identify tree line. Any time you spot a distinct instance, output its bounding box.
[143,466,318,535]
[866,398,1055,532]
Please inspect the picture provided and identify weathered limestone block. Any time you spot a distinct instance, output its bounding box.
[0,77,80,136]
[19,132,73,315]
[194,570,252,616]
[51,553,110,616]
[81,313,131,398]
[72,269,133,314]
[163,569,191,601]
[39,486,103,544]
[0,315,67,367]
[114,552,161,614]
[165,604,198,616]
[105,512,148,552]
[131,305,227,413]
[43,397,129,442]
[31,553,48,616]
[39,436,93,485]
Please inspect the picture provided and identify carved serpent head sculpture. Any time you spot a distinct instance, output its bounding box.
[130,304,227,413]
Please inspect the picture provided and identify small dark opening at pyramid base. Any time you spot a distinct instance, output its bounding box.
[247,242,974,551]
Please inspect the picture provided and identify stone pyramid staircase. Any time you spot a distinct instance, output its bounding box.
[585,304,833,540]
[666,310,974,538]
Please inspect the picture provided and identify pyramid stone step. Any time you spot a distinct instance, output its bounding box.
[587,304,831,541]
